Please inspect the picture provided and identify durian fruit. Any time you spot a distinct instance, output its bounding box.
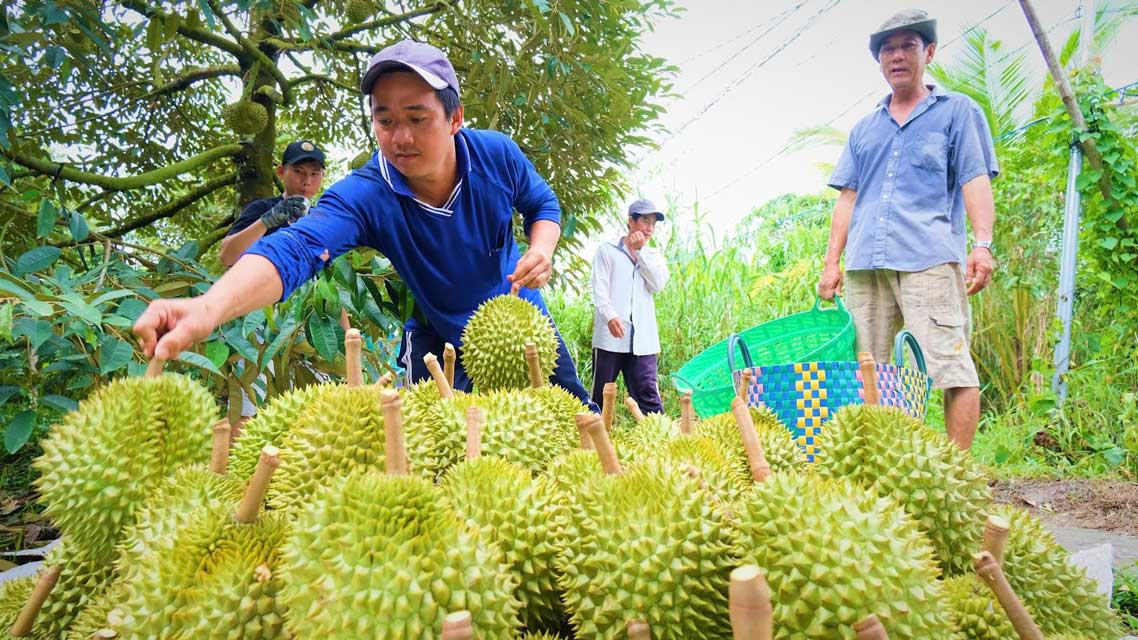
[62,584,126,640]
[281,470,521,638]
[732,472,956,639]
[942,575,1017,640]
[0,575,52,639]
[529,383,589,434]
[399,379,452,480]
[345,0,373,24]
[33,541,117,637]
[812,404,991,575]
[224,99,269,136]
[695,405,804,476]
[461,295,560,391]
[349,149,373,170]
[228,384,322,482]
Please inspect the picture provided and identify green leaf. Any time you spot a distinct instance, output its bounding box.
[558,11,575,36]
[58,295,103,326]
[14,246,62,275]
[69,210,89,242]
[0,165,10,187]
[307,313,339,364]
[1098,237,1120,250]
[115,298,148,322]
[222,325,260,363]
[262,318,300,365]
[41,394,78,413]
[0,386,21,407]
[44,45,66,69]
[177,350,221,376]
[97,335,133,374]
[36,199,58,238]
[205,340,229,369]
[91,289,134,309]
[5,411,36,453]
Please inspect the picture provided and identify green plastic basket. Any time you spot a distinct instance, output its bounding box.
[670,296,856,418]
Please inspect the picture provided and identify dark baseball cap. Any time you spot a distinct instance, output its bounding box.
[281,140,325,167]
[359,40,461,97]
[869,9,937,60]
[628,198,665,221]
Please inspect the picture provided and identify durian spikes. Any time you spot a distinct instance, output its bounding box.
[625,396,645,422]
[444,342,457,389]
[728,564,773,640]
[441,610,474,639]
[737,369,753,399]
[345,328,363,387]
[731,397,772,482]
[377,371,395,387]
[423,353,454,398]
[973,551,1044,640]
[145,356,164,378]
[679,393,694,434]
[983,514,1011,563]
[234,445,280,523]
[209,418,232,475]
[601,382,617,431]
[523,342,544,388]
[9,564,61,637]
[852,614,889,639]
[858,352,880,406]
[465,406,483,461]
[380,390,409,475]
[626,619,652,639]
[574,413,595,450]
[580,412,622,474]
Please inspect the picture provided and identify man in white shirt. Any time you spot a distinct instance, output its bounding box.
[591,198,670,414]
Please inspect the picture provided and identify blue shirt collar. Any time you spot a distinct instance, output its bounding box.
[875,84,944,116]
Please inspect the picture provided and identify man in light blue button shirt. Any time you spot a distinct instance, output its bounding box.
[817,9,998,450]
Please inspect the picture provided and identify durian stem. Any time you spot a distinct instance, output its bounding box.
[852,614,889,639]
[234,446,280,523]
[731,397,772,482]
[9,564,61,637]
[973,551,1044,640]
[729,564,773,640]
[580,412,622,474]
[381,391,409,475]
[440,610,474,640]
[737,369,753,399]
[443,343,457,389]
[679,392,694,434]
[345,328,363,387]
[574,413,595,450]
[983,515,1011,564]
[145,357,164,379]
[465,406,483,460]
[524,342,544,388]
[858,352,880,406]
[210,418,231,475]
[377,371,395,387]
[601,382,617,432]
[624,396,645,422]
[94,630,117,639]
[423,353,453,399]
[626,620,652,639]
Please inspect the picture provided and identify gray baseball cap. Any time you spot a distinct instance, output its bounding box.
[869,9,937,60]
[360,40,461,97]
[628,198,665,221]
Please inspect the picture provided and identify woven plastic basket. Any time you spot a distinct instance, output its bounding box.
[731,330,933,462]
[670,296,856,418]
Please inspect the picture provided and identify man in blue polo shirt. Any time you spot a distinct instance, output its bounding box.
[816,9,997,450]
[134,40,595,407]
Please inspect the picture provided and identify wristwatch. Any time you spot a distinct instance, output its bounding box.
[972,240,994,253]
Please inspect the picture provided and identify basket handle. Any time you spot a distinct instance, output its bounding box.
[892,329,928,374]
[670,372,696,394]
[727,333,755,373]
[812,294,847,313]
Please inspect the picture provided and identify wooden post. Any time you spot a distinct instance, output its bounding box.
[465,406,483,460]
[524,342,544,388]
[983,514,1011,564]
[8,565,62,637]
[381,391,409,475]
[624,396,645,422]
[574,413,595,450]
[376,371,395,388]
[737,369,753,400]
[858,352,880,406]
[679,392,695,434]
[580,412,622,474]
[852,614,890,640]
[731,397,771,482]
[728,565,773,640]
[440,610,474,640]
[345,328,363,387]
[145,357,164,379]
[601,382,617,432]
[234,446,279,524]
[974,551,1045,640]
[626,620,652,640]
[423,353,453,399]
[443,343,457,389]
[209,418,231,475]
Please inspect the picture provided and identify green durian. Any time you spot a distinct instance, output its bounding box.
[228,384,323,482]
[280,471,521,638]
[942,575,1017,640]
[695,405,805,476]
[461,295,560,391]
[813,404,991,575]
[224,99,269,136]
[0,575,51,639]
[63,584,126,640]
[349,150,373,170]
[733,472,955,639]
[528,383,589,434]
[35,540,117,638]
[345,0,373,24]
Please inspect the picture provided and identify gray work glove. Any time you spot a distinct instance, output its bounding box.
[259,195,309,230]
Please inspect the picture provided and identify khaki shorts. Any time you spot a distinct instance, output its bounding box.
[844,264,979,390]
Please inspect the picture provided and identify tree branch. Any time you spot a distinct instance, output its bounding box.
[150,65,243,98]
[261,3,446,52]
[291,74,359,94]
[205,0,293,105]
[121,0,246,59]
[2,145,245,191]
[95,172,239,242]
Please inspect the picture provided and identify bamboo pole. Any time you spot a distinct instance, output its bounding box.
[443,342,457,389]
[209,418,231,475]
[737,369,753,399]
[580,412,622,474]
[234,446,279,524]
[465,406,483,460]
[574,413,595,450]
[345,328,363,387]
[731,397,772,482]
[524,342,544,388]
[624,396,645,422]
[858,352,880,406]
[983,514,1011,564]
[852,614,890,640]
[440,610,473,640]
[423,353,453,399]
[679,392,695,434]
[974,551,1044,640]
[728,565,773,640]
[601,382,617,432]
[626,620,652,640]
[376,371,395,388]
[381,390,409,475]
[145,357,164,378]
[9,565,62,637]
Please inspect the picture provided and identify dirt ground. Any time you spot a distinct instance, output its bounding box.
[992,478,1138,536]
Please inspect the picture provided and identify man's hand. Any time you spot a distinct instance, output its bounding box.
[259,195,309,230]
[965,247,994,295]
[508,248,553,294]
[817,263,844,300]
[626,231,648,252]
[607,317,625,339]
[133,298,221,361]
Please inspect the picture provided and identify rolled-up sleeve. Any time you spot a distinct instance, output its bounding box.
[828,132,861,191]
[951,102,1000,187]
[505,138,560,235]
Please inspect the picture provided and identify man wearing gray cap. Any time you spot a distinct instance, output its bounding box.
[816,9,998,450]
[591,199,670,414]
[134,40,597,408]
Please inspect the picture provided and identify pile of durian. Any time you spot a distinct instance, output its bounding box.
[0,295,1123,639]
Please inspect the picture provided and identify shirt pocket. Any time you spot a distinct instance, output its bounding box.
[910,131,948,173]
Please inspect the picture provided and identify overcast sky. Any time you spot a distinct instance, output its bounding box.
[613,0,1138,242]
